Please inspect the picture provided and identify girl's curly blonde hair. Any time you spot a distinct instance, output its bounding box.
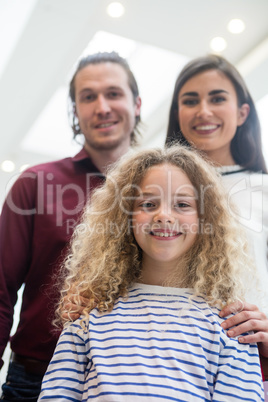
[56,145,251,326]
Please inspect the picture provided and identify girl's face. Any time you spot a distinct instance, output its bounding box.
[177,70,249,166]
[132,163,198,285]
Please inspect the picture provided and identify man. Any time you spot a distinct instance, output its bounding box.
[0,51,141,401]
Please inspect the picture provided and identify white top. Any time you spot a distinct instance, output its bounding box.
[38,284,264,401]
[219,167,268,314]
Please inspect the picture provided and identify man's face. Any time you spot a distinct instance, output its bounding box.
[74,62,141,153]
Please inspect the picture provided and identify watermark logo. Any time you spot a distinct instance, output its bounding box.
[225,173,264,233]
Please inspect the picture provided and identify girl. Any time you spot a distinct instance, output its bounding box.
[39,146,264,401]
[165,54,268,367]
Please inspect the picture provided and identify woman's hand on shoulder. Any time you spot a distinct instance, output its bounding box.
[219,300,268,357]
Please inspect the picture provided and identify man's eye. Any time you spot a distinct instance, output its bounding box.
[108,92,120,98]
[82,94,95,102]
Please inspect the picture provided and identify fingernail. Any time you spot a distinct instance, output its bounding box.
[227,330,234,337]
[221,322,226,329]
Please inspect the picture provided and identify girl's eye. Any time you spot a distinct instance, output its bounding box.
[176,202,190,209]
[140,201,155,208]
[137,200,157,210]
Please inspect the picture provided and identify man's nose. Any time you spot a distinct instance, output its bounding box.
[95,95,111,115]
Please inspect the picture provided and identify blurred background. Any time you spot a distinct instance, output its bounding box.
[1,0,268,384]
[1,0,268,207]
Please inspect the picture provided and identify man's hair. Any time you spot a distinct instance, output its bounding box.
[69,51,141,146]
[165,54,267,173]
[56,145,252,326]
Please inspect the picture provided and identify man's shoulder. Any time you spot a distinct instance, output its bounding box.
[24,148,93,176]
[25,156,74,174]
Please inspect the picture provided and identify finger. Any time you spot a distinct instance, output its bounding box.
[224,318,266,338]
[62,312,80,321]
[65,295,89,307]
[219,300,258,318]
[238,331,268,345]
[76,295,91,307]
[221,310,268,332]
[70,303,86,314]
[64,301,84,314]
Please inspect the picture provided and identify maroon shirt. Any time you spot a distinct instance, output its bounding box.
[0,148,104,368]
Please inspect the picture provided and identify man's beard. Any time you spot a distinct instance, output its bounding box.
[84,132,131,151]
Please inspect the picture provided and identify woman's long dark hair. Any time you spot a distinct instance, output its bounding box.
[165,54,267,173]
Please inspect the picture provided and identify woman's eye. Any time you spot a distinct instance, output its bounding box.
[182,99,198,106]
[211,96,226,104]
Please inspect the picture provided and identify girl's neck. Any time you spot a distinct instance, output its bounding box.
[139,259,186,288]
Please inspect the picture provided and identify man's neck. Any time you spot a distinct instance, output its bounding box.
[84,143,131,174]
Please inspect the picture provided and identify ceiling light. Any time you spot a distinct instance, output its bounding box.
[210,37,227,53]
[82,31,136,59]
[106,2,125,18]
[227,19,245,34]
[1,160,15,172]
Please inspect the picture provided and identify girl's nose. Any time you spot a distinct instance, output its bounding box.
[153,207,175,224]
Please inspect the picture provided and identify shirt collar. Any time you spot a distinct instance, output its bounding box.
[216,165,248,176]
[72,147,91,162]
[72,148,101,173]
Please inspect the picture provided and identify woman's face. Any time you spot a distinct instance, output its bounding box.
[177,69,249,165]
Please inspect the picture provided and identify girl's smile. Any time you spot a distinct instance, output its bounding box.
[150,229,182,239]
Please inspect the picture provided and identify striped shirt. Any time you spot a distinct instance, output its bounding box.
[39,284,264,401]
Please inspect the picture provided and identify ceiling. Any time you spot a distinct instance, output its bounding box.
[1,0,268,205]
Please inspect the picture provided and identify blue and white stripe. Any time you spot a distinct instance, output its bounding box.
[39,284,264,401]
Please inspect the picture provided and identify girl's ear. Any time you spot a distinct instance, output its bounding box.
[237,103,250,126]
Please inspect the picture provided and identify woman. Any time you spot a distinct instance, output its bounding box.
[165,54,268,373]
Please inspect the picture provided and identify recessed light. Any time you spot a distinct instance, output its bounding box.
[106,2,125,18]
[1,160,15,173]
[227,19,245,34]
[210,37,227,53]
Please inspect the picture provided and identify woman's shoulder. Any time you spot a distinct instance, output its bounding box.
[220,167,268,193]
